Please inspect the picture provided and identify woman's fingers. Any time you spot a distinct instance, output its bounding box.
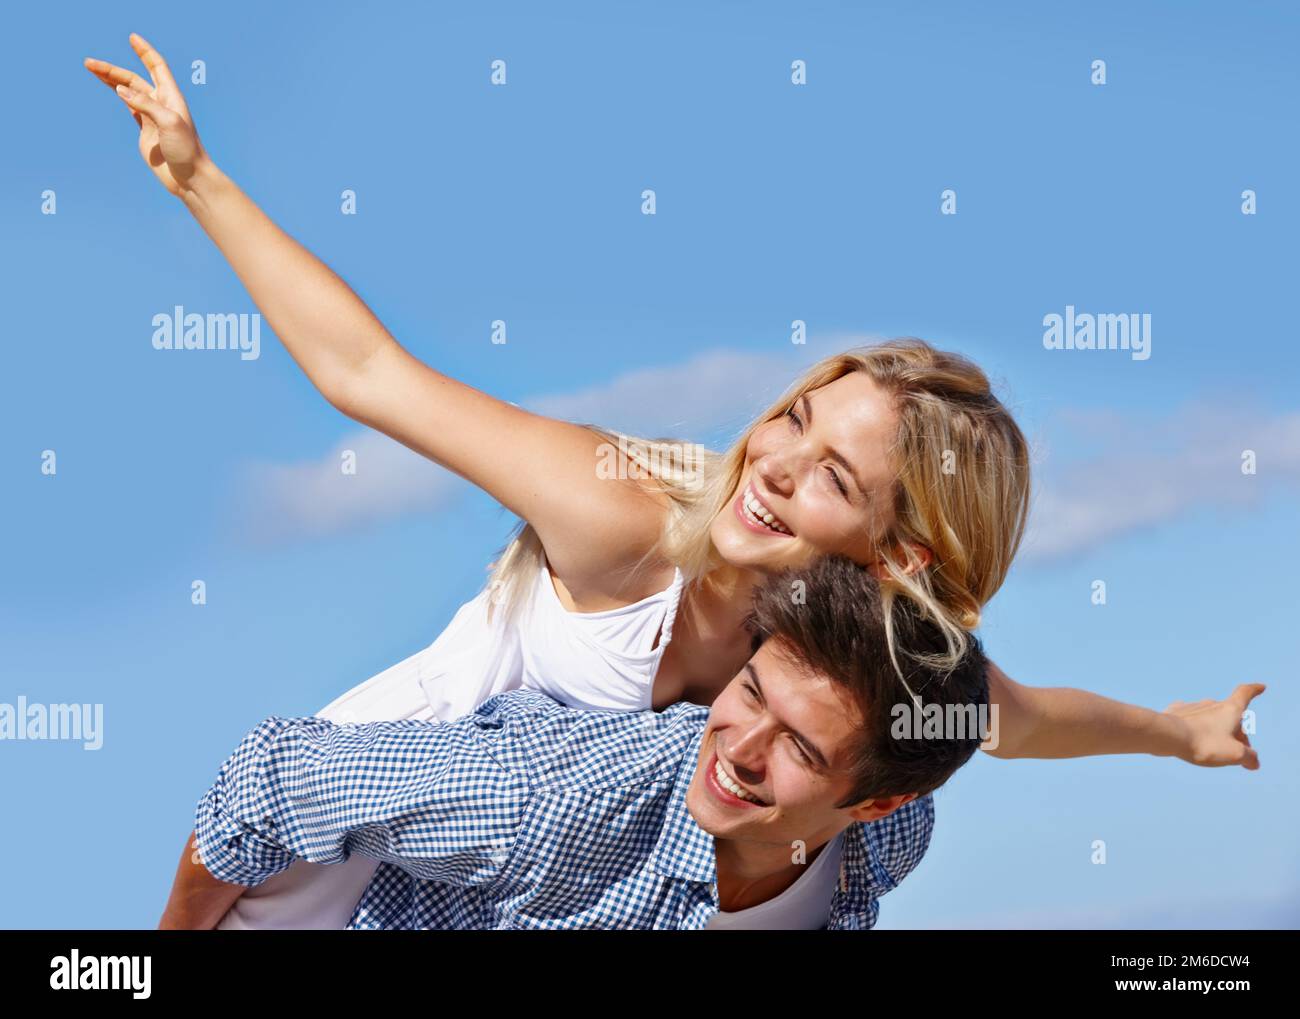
[129,33,185,103]
[84,57,154,97]
[1229,682,1266,713]
[114,83,181,129]
[84,59,148,128]
[1224,685,1263,769]
[85,33,191,122]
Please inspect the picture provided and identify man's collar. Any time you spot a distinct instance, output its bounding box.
[646,725,717,885]
[643,722,898,914]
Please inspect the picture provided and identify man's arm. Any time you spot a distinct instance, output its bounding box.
[159,832,248,930]
[162,714,528,929]
[982,662,1264,767]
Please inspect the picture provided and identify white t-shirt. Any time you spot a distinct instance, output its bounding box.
[705,832,844,930]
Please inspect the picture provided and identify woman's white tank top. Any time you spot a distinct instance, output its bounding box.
[418,558,688,719]
[310,558,688,729]
[218,560,686,930]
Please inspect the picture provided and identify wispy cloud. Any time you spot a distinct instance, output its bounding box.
[233,346,1300,562]
[525,348,798,439]
[233,429,469,543]
[232,343,830,542]
[1022,402,1300,563]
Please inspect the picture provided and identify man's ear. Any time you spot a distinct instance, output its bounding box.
[845,790,919,824]
[865,543,933,581]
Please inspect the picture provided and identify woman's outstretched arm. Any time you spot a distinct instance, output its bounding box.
[84,34,664,601]
[86,33,389,415]
[982,661,1264,769]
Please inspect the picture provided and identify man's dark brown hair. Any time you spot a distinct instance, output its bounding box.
[748,554,989,808]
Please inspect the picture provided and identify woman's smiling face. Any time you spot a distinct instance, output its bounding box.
[710,371,902,574]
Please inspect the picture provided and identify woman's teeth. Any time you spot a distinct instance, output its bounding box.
[715,757,764,804]
[743,486,791,535]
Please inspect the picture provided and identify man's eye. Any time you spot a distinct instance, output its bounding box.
[743,682,759,702]
[788,734,811,765]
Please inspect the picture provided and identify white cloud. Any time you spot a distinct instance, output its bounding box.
[234,343,1300,563]
[233,342,845,542]
[524,348,799,439]
[234,429,469,543]
[1021,402,1300,563]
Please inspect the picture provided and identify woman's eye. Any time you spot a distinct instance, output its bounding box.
[787,409,848,499]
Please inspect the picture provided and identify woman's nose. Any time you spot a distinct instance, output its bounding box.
[754,453,795,497]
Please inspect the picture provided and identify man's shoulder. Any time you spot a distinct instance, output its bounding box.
[471,690,708,790]
[471,688,707,735]
[859,792,936,895]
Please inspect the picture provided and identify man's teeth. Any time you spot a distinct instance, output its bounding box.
[715,758,764,804]
[743,488,791,534]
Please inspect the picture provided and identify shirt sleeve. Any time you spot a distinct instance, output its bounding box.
[193,715,529,888]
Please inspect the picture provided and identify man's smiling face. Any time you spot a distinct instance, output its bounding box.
[685,638,911,852]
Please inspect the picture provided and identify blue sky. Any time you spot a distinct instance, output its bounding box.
[2,0,1297,928]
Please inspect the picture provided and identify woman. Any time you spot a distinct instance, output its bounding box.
[86,35,1262,930]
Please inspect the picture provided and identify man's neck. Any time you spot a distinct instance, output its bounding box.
[712,832,837,913]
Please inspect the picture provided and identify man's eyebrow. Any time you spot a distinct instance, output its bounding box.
[744,662,830,770]
[801,393,864,498]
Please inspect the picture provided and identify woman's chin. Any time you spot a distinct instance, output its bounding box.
[711,516,789,573]
[709,516,755,568]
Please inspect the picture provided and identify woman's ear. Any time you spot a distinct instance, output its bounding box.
[865,542,933,580]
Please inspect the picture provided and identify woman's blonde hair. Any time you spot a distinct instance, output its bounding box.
[484,338,1030,674]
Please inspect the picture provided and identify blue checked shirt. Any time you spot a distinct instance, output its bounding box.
[195,690,935,929]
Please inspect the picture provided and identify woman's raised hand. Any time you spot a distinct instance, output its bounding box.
[81,32,668,601]
[84,33,206,197]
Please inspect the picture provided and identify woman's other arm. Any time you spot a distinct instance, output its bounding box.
[982,661,1264,769]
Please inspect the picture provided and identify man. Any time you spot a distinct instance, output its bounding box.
[161,555,989,929]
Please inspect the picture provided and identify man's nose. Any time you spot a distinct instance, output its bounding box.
[731,757,764,785]
[727,728,768,784]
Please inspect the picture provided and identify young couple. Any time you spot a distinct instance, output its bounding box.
[84,34,1263,931]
